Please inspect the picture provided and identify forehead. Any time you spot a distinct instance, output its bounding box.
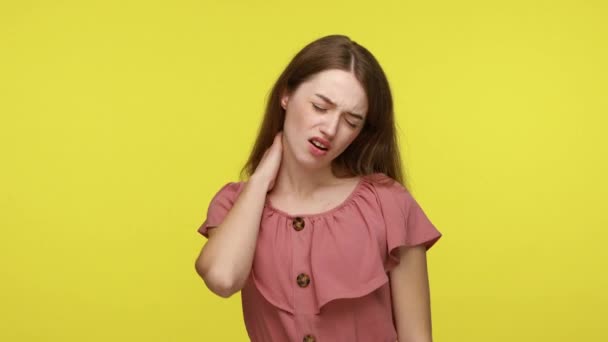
[300,69,368,112]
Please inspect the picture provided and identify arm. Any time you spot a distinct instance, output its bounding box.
[389,245,434,342]
[194,176,269,298]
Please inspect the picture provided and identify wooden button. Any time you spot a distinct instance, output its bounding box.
[292,217,305,231]
[303,334,315,342]
[296,273,310,288]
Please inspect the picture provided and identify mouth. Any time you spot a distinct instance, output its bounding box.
[308,138,329,151]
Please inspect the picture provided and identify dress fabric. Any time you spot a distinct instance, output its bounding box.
[197,172,442,342]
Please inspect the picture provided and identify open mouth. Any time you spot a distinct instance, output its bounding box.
[309,139,328,151]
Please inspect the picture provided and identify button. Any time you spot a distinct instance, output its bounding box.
[292,217,305,231]
[296,273,311,287]
[303,334,316,342]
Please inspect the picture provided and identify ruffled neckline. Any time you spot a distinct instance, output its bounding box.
[263,174,369,219]
[243,171,441,315]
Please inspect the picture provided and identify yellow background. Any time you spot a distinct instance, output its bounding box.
[1,0,606,341]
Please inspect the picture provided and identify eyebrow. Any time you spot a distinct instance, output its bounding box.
[314,93,365,120]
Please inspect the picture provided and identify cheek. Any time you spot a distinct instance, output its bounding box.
[283,110,300,131]
[286,104,311,124]
[283,109,312,145]
[333,133,359,154]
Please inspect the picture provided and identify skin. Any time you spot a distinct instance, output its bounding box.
[271,68,369,203]
[390,245,434,342]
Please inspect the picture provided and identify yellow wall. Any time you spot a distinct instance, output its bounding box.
[1,0,606,341]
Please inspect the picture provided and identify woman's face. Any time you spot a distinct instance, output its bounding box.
[281,69,368,170]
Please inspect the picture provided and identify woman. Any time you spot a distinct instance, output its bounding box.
[195,34,442,342]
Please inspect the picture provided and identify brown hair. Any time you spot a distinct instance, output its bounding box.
[239,34,409,190]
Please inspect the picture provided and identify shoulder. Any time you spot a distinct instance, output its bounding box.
[361,173,421,218]
[210,181,245,203]
[364,172,411,199]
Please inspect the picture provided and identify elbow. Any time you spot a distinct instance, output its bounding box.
[210,275,239,298]
[194,260,238,298]
[209,279,238,298]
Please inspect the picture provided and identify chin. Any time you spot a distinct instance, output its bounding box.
[299,154,333,168]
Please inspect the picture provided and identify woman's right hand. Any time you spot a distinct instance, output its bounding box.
[252,131,283,192]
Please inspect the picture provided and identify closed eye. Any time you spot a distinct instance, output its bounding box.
[312,103,358,128]
[312,103,327,112]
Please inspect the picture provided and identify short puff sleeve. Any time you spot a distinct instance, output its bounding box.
[197,182,242,238]
[376,181,442,272]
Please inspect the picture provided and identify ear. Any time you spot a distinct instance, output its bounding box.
[280,91,289,110]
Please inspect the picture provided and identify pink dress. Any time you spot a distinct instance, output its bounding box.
[197,172,442,342]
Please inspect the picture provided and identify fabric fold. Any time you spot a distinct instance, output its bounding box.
[374,176,443,272]
[197,173,442,318]
[308,178,390,314]
[197,182,243,238]
[249,214,296,314]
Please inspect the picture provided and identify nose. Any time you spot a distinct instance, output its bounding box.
[319,112,340,139]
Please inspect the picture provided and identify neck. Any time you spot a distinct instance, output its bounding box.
[271,145,346,200]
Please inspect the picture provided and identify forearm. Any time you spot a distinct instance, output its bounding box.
[196,176,269,295]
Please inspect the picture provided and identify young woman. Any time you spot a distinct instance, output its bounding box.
[195,34,442,342]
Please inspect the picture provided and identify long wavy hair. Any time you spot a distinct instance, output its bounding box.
[239,34,408,189]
